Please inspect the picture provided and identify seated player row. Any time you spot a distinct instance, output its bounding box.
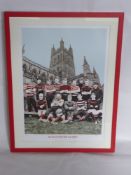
[36,91,103,124]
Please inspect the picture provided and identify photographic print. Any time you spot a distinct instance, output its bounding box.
[5,12,124,152]
[23,28,105,135]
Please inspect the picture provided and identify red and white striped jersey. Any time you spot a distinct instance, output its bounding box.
[60,85,70,93]
[44,85,56,93]
[24,84,36,97]
[69,85,80,94]
[76,100,87,110]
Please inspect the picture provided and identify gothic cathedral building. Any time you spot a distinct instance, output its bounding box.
[50,39,75,79]
[23,39,100,85]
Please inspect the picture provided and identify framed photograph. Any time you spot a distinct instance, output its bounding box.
[5,12,124,152]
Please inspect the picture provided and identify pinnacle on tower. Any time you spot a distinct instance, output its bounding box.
[69,44,73,53]
[52,44,55,49]
[22,44,25,56]
[93,67,96,74]
[83,56,91,75]
[93,67,99,77]
[83,56,88,65]
[60,38,64,49]
[93,67,100,82]
[51,44,55,56]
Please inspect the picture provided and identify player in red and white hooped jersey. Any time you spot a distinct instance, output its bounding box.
[81,79,91,102]
[24,83,37,112]
[45,79,56,108]
[64,94,76,122]
[53,76,62,93]
[35,79,45,100]
[91,82,103,109]
[60,78,70,101]
[87,92,102,124]
[70,80,80,102]
[75,93,87,121]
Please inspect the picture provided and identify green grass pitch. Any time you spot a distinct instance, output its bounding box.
[25,115,102,135]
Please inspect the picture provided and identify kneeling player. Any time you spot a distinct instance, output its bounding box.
[37,93,48,122]
[52,108,68,124]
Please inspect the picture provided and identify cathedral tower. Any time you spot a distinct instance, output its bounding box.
[83,56,91,76]
[50,39,75,79]
[93,67,100,84]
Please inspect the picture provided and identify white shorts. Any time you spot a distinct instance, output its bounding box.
[88,109,102,116]
[38,110,46,116]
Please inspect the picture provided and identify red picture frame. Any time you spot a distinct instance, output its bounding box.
[4,12,124,153]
